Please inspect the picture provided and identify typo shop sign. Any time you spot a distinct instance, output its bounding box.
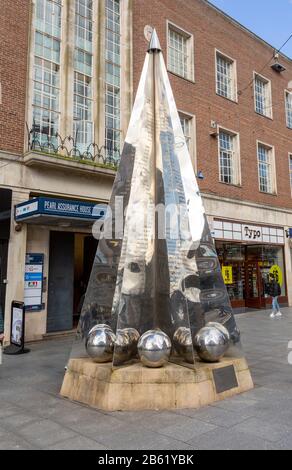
[243,225,263,241]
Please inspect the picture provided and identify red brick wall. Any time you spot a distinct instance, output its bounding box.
[132,0,292,210]
[0,0,30,154]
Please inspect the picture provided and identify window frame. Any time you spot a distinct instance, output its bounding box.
[215,49,238,103]
[289,153,292,197]
[257,140,277,195]
[285,90,292,130]
[178,110,197,170]
[253,72,273,119]
[218,127,241,186]
[167,21,194,82]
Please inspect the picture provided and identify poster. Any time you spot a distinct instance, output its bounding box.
[222,266,233,285]
[11,306,23,347]
[269,265,283,287]
[24,254,44,311]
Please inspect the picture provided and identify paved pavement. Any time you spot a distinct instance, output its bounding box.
[1,308,292,450]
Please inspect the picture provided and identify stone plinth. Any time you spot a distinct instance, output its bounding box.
[60,358,253,411]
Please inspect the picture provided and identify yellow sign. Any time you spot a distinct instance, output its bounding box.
[222,266,233,285]
[269,265,283,287]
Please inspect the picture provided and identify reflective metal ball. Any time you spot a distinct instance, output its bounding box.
[194,326,230,363]
[173,327,194,364]
[86,327,116,363]
[114,330,132,364]
[88,324,113,336]
[138,330,172,368]
[206,322,230,342]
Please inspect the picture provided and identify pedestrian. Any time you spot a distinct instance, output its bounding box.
[267,274,282,318]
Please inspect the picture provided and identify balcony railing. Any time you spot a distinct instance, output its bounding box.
[26,123,120,170]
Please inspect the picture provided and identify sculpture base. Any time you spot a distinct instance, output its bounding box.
[60,357,253,411]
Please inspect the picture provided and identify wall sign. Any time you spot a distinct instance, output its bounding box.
[15,197,107,222]
[24,254,44,312]
[213,220,285,245]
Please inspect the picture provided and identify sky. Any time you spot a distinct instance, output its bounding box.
[208,0,292,59]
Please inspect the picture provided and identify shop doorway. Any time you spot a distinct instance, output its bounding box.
[47,232,98,333]
[0,241,8,322]
[245,261,266,309]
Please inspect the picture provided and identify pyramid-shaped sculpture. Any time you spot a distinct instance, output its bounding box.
[69,30,243,369]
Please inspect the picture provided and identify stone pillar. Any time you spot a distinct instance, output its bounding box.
[4,190,29,344]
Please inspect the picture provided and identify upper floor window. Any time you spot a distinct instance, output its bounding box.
[216,51,237,102]
[254,73,273,118]
[257,142,276,194]
[75,0,93,53]
[219,129,241,185]
[289,154,292,194]
[35,0,62,38]
[285,91,292,129]
[180,114,192,149]
[167,23,194,81]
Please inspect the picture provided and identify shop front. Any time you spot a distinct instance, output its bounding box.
[14,196,106,340]
[214,219,287,311]
[0,189,12,324]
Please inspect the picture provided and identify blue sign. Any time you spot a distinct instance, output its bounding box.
[24,254,44,312]
[289,228,292,239]
[15,197,107,222]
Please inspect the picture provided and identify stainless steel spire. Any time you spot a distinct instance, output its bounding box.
[69,30,243,369]
[148,28,162,53]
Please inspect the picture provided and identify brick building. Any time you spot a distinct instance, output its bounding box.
[1,0,292,342]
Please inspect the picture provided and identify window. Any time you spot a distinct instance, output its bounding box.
[167,23,194,81]
[73,72,93,152]
[179,112,196,167]
[219,130,240,185]
[75,0,93,53]
[73,1,93,152]
[289,154,292,193]
[216,51,237,101]
[35,0,62,38]
[254,73,272,118]
[257,143,276,194]
[33,1,62,146]
[285,91,292,129]
[180,114,192,149]
[105,0,121,162]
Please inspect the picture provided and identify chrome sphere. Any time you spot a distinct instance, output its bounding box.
[206,322,230,342]
[173,327,194,364]
[138,330,172,368]
[114,328,138,363]
[124,328,140,355]
[86,327,116,363]
[88,324,113,336]
[194,326,230,363]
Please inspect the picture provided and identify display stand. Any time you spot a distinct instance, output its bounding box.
[4,301,30,356]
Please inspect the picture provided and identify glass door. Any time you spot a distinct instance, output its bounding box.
[245,262,266,309]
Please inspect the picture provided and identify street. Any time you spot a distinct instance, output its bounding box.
[0,309,292,450]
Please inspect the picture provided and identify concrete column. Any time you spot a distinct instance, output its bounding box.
[4,190,29,344]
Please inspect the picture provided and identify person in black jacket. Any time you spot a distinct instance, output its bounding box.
[267,274,282,318]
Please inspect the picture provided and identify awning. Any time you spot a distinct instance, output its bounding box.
[15,197,106,228]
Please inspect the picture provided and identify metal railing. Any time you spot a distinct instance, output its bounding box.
[26,123,120,169]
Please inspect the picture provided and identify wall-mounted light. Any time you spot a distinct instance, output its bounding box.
[196,171,205,180]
